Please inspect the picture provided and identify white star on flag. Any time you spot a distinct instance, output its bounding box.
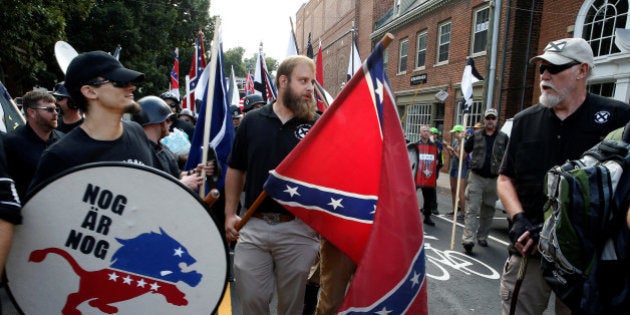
[328,198,344,210]
[284,185,300,197]
[374,78,384,103]
[410,271,421,287]
[376,307,393,315]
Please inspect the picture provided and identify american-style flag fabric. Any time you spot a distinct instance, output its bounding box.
[182,31,207,112]
[184,39,234,190]
[461,58,484,113]
[254,52,277,102]
[264,40,427,314]
[170,48,180,100]
[239,71,256,106]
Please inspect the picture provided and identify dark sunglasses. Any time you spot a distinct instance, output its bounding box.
[54,95,66,102]
[539,61,581,75]
[87,79,134,88]
[485,115,496,120]
[34,106,60,113]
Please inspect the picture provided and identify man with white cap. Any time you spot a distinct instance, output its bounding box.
[497,37,630,314]
[30,51,154,189]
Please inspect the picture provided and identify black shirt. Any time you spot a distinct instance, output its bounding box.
[228,104,317,215]
[0,136,22,224]
[3,124,64,200]
[57,116,84,133]
[500,93,630,225]
[150,140,181,179]
[30,120,155,192]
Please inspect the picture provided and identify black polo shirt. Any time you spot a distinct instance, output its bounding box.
[3,124,64,200]
[229,104,317,214]
[500,93,630,224]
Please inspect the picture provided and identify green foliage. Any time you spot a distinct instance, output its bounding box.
[0,0,212,97]
[224,47,246,77]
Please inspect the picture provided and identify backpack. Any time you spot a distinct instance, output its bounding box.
[538,139,630,314]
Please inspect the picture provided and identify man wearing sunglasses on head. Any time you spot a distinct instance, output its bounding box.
[51,81,83,133]
[2,91,65,200]
[30,51,154,190]
[497,38,630,314]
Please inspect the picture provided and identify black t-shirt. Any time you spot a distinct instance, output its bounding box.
[0,136,22,224]
[30,120,155,192]
[3,124,64,200]
[500,93,630,224]
[151,140,181,179]
[228,104,317,215]
[57,116,84,133]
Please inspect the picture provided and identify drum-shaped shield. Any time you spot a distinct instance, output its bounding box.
[6,163,228,314]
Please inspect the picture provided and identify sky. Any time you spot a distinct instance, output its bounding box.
[209,0,307,62]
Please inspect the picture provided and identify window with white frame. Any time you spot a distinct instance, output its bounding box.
[472,6,490,54]
[437,22,451,63]
[398,38,409,73]
[455,100,484,128]
[588,82,616,97]
[404,103,433,143]
[416,31,427,69]
[582,0,628,57]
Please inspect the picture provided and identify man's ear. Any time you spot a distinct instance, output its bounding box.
[80,85,98,101]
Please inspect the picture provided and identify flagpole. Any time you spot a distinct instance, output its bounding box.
[199,18,221,197]
[450,112,468,250]
[235,33,395,232]
[314,81,330,109]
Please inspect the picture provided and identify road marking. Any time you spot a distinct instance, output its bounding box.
[434,215,510,246]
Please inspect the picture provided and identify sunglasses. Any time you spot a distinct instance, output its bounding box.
[485,116,496,120]
[54,95,66,102]
[539,61,581,75]
[87,79,134,88]
[34,106,60,113]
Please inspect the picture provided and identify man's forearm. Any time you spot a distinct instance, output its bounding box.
[497,174,523,220]
[224,167,245,217]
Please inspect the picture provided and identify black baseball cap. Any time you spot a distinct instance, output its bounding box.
[65,51,144,93]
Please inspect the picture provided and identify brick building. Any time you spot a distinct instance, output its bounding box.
[294,0,630,143]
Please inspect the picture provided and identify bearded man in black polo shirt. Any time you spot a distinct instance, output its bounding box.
[224,55,319,315]
[497,37,630,314]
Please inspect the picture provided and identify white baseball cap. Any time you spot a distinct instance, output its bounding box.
[530,37,594,68]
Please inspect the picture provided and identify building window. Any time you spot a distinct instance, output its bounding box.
[405,103,433,143]
[472,6,490,54]
[398,38,409,74]
[455,100,484,128]
[588,82,616,97]
[416,31,427,69]
[583,0,628,57]
[437,22,451,63]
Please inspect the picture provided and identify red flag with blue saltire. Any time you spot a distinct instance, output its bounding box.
[182,31,207,112]
[264,37,427,314]
[314,39,328,112]
[254,52,277,102]
[169,48,180,100]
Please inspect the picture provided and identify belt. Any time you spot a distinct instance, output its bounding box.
[252,212,295,225]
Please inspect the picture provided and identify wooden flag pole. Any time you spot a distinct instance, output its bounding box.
[235,33,396,232]
[450,112,469,250]
[199,19,221,197]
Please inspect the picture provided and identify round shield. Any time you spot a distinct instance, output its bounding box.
[6,163,228,314]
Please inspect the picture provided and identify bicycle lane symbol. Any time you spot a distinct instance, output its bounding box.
[424,235,500,281]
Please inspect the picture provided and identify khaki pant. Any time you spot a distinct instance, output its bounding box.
[462,172,497,243]
[499,255,572,315]
[316,238,356,315]
[234,217,319,315]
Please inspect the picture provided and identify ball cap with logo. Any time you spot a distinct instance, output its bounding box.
[65,51,145,95]
[529,37,594,68]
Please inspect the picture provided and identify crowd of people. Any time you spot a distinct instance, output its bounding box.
[1,36,630,315]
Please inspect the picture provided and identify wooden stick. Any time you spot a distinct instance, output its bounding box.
[235,191,268,231]
[450,113,469,250]
[203,188,220,208]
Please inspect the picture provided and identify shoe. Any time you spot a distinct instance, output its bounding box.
[423,217,435,226]
[431,209,439,215]
[446,211,455,216]
[463,242,474,254]
[478,239,488,247]
[457,212,465,220]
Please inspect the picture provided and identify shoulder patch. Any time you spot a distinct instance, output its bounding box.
[594,110,611,124]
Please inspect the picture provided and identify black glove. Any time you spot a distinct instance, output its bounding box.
[508,213,534,244]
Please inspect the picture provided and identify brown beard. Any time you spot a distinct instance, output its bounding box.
[282,84,316,121]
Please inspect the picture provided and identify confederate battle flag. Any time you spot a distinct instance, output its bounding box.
[264,35,427,314]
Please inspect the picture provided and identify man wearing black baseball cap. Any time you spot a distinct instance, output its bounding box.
[30,51,154,189]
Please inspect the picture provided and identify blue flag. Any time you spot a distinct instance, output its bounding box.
[184,41,234,190]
